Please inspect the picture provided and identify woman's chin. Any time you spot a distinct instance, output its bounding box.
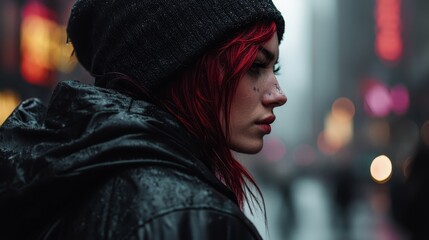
[230,141,263,154]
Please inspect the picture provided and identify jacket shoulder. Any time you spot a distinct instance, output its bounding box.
[1,98,46,128]
[124,207,262,240]
[53,166,260,239]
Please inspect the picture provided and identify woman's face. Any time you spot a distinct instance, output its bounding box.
[227,33,287,154]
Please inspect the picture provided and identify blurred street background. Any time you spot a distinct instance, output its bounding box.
[1,0,429,239]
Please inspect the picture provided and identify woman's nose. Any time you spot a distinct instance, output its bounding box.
[263,82,287,107]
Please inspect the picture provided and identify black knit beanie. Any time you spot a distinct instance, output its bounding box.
[67,0,285,91]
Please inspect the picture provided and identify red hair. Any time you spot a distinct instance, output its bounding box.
[161,21,278,209]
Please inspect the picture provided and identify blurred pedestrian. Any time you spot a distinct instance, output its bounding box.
[332,163,356,240]
[391,140,429,240]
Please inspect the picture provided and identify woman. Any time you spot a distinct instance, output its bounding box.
[0,0,286,239]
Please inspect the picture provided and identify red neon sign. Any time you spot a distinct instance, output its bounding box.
[375,0,402,63]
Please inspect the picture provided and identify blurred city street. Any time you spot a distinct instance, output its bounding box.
[246,176,408,240]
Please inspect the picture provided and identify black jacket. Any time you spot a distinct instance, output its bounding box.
[0,80,262,240]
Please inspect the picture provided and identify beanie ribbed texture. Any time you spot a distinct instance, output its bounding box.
[67,0,285,91]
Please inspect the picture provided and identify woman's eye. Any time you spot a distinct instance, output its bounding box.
[273,63,281,75]
[249,61,280,77]
[249,62,265,76]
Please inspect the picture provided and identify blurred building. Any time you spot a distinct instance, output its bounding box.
[247,0,429,239]
[0,0,90,124]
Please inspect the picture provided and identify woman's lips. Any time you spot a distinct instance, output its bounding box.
[256,115,275,134]
[258,124,272,134]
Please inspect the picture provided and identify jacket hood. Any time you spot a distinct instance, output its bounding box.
[0,80,236,237]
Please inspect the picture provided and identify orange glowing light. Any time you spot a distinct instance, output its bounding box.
[332,97,355,121]
[325,113,353,146]
[20,2,55,85]
[21,52,50,84]
[318,97,356,155]
[0,90,21,125]
[20,2,76,86]
[317,131,341,155]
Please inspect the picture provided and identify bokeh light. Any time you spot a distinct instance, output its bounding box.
[317,131,341,155]
[370,155,393,183]
[20,1,76,86]
[261,136,287,162]
[374,0,402,63]
[318,97,355,155]
[365,84,392,117]
[325,113,353,146]
[331,97,355,121]
[362,80,410,117]
[0,90,21,125]
[390,84,409,115]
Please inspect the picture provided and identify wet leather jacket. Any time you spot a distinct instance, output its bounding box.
[0,80,262,240]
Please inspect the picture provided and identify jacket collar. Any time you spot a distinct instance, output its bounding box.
[1,80,238,205]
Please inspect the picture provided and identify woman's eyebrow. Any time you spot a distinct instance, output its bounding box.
[259,47,278,63]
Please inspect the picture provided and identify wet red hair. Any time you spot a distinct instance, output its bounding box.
[161,21,278,209]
